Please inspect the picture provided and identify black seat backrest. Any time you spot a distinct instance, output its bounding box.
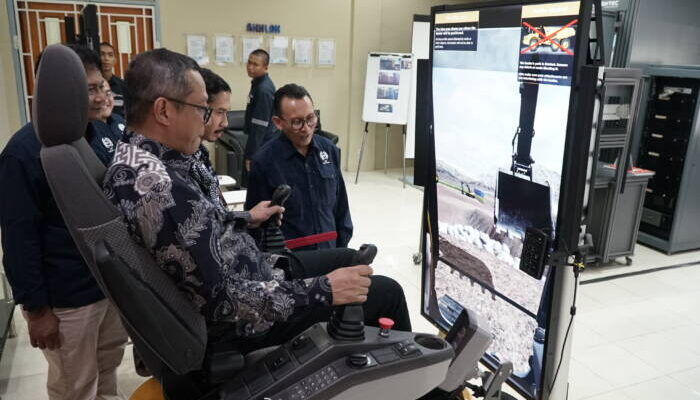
[32,44,207,378]
[226,110,245,131]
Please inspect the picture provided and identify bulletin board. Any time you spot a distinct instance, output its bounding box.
[361,52,414,125]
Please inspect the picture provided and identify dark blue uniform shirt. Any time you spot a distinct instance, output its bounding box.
[108,75,126,118]
[246,134,353,250]
[243,73,278,159]
[0,120,122,311]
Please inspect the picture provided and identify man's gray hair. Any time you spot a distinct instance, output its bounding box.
[124,48,200,125]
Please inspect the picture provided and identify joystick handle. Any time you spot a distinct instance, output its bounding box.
[261,185,292,253]
[268,184,291,226]
[328,244,378,341]
[271,184,292,207]
[352,244,377,265]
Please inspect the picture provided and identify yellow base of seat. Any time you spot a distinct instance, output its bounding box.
[129,378,164,400]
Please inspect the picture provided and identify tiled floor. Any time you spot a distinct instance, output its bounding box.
[1,170,699,399]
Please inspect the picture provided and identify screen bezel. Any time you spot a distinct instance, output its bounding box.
[422,1,594,399]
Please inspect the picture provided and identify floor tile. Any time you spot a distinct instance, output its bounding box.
[567,359,615,399]
[580,389,634,400]
[572,342,663,388]
[669,366,700,394]
[617,332,700,375]
[621,376,700,400]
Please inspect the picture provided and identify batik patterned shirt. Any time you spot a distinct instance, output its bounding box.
[103,132,332,337]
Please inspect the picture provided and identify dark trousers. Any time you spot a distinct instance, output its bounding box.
[239,248,411,353]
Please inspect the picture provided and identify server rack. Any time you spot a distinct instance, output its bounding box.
[634,66,700,254]
[586,68,651,265]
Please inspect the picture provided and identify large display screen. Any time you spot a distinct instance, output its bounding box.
[423,1,582,398]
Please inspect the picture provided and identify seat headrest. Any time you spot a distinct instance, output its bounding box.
[32,44,89,147]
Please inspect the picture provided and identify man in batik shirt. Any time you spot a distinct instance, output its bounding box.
[103,49,410,350]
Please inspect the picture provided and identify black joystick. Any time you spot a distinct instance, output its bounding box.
[261,185,291,253]
[327,244,377,341]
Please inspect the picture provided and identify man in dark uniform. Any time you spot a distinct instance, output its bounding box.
[246,84,353,251]
[243,49,277,174]
[0,44,127,399]
[99,42,126,117]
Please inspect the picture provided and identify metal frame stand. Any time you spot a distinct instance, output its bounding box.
[384,124,390,174]
[355,122,408,188]
[402,125,407,188]
[354,122,370,184]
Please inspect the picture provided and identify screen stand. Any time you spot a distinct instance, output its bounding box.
[482,362,515,400]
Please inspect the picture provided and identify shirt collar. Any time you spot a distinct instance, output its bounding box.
[251,73,268,85]
[123,131,196,174]
[279,133,320,160]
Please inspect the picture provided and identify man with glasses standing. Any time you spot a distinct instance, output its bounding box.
[245,84,353,251]
[243,49,277,176]
[0,44,127,400]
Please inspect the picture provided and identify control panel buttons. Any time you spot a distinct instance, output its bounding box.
[394,340,422,358]
[347,353,369,368]
[378,317,395,337]
[292,335,308,349]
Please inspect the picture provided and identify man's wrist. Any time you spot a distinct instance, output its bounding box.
[23,305,50,318]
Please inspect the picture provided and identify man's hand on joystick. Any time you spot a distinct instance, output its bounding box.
[248,184,291,228]
[326,265,373,305]
[248,201,284,228]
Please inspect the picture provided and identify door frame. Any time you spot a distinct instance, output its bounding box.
[5,0,162,125]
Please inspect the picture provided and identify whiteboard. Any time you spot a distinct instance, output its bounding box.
[405,19,431,158]
[362,52,414,125]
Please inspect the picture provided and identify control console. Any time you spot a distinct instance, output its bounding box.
[218,244,454,399]
[218,323,454,400]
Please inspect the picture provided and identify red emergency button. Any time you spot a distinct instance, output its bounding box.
[379,318,395,330]
[378,317,394,337]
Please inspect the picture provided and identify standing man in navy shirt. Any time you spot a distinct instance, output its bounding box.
[243,49,277,175]
[99,42,126,118]
[0,44,127,400]
[246,84,353,250]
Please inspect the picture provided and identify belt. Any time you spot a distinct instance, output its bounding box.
[285,231,338,249]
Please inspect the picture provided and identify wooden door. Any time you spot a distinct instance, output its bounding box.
[13,0,156,120]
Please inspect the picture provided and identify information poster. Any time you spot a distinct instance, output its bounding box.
[518,2,579,85]
[215,34,235,65]
[269,36,289,64]
[361,53,414,125]
[186,34,208,66]
[317,39,336,66]
[242,36,263,63]
[293,38,313,65]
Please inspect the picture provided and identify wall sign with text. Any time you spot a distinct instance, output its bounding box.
[246,23,281,34]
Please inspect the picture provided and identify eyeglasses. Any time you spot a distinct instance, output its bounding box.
[88,84,108,96]
[280,114,318,131]
[162,97,213,124]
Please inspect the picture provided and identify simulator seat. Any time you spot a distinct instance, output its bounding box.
[33,44,241,400]
[215,111,246,187]
[33,44,494,400]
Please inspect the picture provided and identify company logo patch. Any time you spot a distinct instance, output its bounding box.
[319,150,330,165]
[102,137,115,152]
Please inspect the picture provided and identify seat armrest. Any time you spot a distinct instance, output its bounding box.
[204,340,245,385]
